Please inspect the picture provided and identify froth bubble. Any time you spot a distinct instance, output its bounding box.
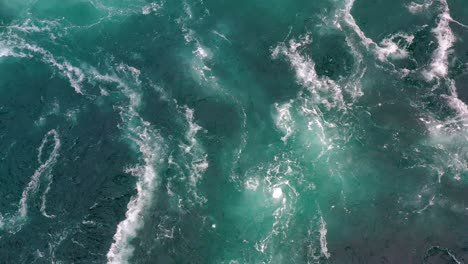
[272,187,283,199]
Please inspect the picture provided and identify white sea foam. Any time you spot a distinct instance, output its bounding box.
[423,0,455,80]
[107,131,159,263]
[40,177,56,218]
[0,44,27,58]
[272,187,283,199]
[445,80,468,117]
[407,0,434,14]
[19,129,61,218]
[252,157,300,257]
[212,30,231,43]
[107,65,163,264]
[142,2,161,15]
[245,177,260,191]
[176,3,219,87]
[0,129,61,232]
[181,107,208,184]
[183,108,200,146]
[378,33,414,61]
[175,106,209,206]
[275,101,295,143]
[107,119,161,263]
[0,32,85,94]
[19,42,85,94]
[340,0,412,62]
[319,216,331,259]
[48,229,70,263]
[412,1,468,184]
[7,19,59,34]
[418,82,468,183]
[194,45,210,59]
[0,47,12,57]
[272,35,344,109]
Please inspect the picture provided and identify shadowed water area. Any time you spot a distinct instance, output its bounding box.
[0,0,467,263]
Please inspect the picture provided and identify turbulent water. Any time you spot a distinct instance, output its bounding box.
[0,0,467,263]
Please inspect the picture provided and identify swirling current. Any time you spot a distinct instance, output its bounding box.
[0,0,467,263]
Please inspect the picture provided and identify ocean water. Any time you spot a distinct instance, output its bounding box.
[0,0,467,263]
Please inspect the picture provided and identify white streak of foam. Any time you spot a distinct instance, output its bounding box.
[19,129,61,218]
[0,129,61,232]
[445,80,468,117]
[378,33,414,61]
[142,2,161,15]
[423,0,455,80]
[341,0,373,46]
[245,177,259,191]
[341,0,412,62]
[180,106,208,190]
[272,187,283,199]
[176,3,217,86]
[272,35,344,110]
[40,177,56,219]
[6,19,59,34]
[319,216,331,259]
[0,32,84,94]
[19,42,84,94]
[0,129,61,233]
[107,65,163,264]
[0,45,27,58]
[194,45,209,59]
[107,126,159,264]
[407,0,434,14]
[107,113,160,263]
[0,47,11,57]
[275,101,294,143]
[212,30,231,43]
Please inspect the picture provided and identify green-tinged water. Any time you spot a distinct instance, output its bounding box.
[0,0,467,263]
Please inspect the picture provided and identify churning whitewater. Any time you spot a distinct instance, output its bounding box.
[0,0,467,263]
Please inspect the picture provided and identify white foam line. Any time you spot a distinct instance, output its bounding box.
[183,107,202,154]
[142,2,162,15]
[416,195,436,213]
[407,0,434,14]
[0,129,61,232]
[40,177,56,218]
[275,101,295,143]
[107,141,158,264]
[106,65,163,264]
[445,80,468,117]
[319,216,331,259]
[342,0,375,48]
[450,19,468,29]
[272,35,344,110]
[19,129,61,218]
[0,47,11,57]
[341,0,412,62]
[176,106,209,205]
[0,36,84,94]
[0,44,28,58]
[423,0,455,80]
[212,30,231,43]
[231,101,247,182]
[24,44,84,94]
[3,18,59,34]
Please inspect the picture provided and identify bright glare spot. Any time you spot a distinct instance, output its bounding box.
[272,187,283,199]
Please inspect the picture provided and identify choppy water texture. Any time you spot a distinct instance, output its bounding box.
[0,0,468,263]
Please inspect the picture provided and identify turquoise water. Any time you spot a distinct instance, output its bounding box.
[0,0,467,263]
